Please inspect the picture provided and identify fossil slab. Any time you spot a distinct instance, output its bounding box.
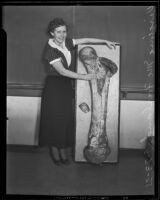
[75,44,120,163]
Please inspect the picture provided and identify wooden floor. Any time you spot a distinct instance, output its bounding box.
[6,146,155,196]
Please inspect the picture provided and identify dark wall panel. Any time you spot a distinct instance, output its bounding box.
[73,6,154,89]
[3,6,155,91]
[4,6,74,84]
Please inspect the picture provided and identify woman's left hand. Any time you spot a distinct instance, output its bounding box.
[105,41,117,50]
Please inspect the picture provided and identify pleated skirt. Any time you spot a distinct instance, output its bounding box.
[39,76,75,148]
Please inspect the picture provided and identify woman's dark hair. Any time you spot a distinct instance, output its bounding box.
[47,18,67,35]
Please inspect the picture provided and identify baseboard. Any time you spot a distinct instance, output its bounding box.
[6,144,47,153]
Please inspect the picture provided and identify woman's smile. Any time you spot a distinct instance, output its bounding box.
[51,25,67,46]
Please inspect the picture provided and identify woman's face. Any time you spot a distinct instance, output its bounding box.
[51,25,67,45]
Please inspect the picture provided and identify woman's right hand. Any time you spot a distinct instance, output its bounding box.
[85,73,97,80]
[84,72,104,80]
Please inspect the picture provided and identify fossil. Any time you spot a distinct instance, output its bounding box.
[79,46,118,164]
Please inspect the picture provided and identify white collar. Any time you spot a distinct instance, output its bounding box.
[48,39,66,50]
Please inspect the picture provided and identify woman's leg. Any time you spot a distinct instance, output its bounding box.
[49,146,61,165]
[51,147,60,160]
[59,148,70,164]
[66,147,74,162]
[59,148,67,160]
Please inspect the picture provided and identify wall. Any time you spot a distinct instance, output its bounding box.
[73,6,154,89]
[4,6,74,85]
[3,6,154,90]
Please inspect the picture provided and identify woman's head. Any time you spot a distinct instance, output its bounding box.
[48,18,68,45]
[47,18,67,35]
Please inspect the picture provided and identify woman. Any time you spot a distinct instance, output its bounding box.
[39,18,116,165]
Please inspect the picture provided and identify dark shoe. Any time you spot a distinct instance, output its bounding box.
[61,158,70,165]
[53,159,61,165]
[59,153,70,165]
[52,157,61,165]
[49,147,61,166]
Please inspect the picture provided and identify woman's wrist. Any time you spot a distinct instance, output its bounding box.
[80,74,87,80]
[77,73,88,80]
[76,73,83,80]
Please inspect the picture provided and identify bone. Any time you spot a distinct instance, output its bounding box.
[79,46,118,164]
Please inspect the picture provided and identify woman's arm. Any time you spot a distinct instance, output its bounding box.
[74,38,119,49]
[51,60,98,81]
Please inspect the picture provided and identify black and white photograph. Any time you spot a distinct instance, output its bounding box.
[4,3,158,197]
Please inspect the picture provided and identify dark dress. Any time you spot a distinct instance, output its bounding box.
[39,38,76,148]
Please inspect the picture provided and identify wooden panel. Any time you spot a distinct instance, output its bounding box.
[6,96,154,149]
[7,96,41,145]
[120,100,155,149]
